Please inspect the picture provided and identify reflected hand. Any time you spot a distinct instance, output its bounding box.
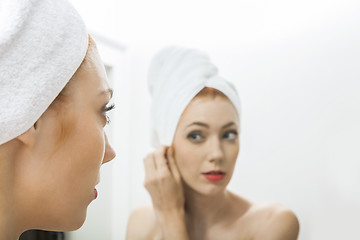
[143,146,184,212]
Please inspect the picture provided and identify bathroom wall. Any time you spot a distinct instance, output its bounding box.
[69,0,360,239]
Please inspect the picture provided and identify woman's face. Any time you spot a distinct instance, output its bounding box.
[15,48,116,231]
[172,96,239,196]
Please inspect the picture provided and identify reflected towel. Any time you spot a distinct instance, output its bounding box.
[148,46,241,147]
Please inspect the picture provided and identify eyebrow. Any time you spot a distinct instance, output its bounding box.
[186,122,209,129]
[186,121,236,129]
[100,88,113,98]
[222,122,236,129]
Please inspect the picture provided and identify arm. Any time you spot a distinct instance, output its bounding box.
[143,146,189,240]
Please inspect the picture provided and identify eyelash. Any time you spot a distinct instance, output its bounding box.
[103,103,115,124]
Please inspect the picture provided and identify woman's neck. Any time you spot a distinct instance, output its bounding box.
[0,146,23,240]
[0,186,21,240]
[0,211,20,240]
[183,185,231,227]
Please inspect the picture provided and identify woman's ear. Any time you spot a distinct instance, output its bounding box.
[16,123,37,147]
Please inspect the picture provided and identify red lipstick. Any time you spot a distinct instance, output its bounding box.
[202,170,226,182]
[94,188,98,199]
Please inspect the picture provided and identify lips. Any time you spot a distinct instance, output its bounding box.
[93,181,99,200]
[202,170,226,182]
[94,188,98,199]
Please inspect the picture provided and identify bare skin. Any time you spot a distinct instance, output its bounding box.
[0,44,116,240]
[126,96,299,240]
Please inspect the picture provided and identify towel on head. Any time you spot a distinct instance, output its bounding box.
[148,46,241,148]
[0,0,88,145]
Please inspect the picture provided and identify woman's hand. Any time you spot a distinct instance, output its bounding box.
[143,146,189,240]
[143,146,184,212]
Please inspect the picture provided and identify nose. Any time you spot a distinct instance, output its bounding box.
[208,136,224,163]
[102,133,116,164]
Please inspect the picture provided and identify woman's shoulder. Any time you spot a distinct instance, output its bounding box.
[250,202,299,239]
[126,205,160,240]
[249,201,299,225]
[230,193,299,239]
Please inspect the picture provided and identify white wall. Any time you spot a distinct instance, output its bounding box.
[69,0,360,239]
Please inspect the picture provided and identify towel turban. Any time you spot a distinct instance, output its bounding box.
[0,0,88,145]
[148,46,241,148]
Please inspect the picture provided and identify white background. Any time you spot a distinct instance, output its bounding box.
[68,0,360,239]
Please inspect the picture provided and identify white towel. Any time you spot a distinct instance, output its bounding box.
[0,0,88,145]
[148,46,241,148]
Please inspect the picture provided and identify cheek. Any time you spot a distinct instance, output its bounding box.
[70,119,105,172]
[174,142,204,175]
[47,118,105,202]
[50,119,105,218]
[224,142,240,166]
[14,110,106,228]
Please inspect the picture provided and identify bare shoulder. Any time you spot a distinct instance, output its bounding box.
[227,193,299,239]
[126,205,159,240]
[250,202,300,240]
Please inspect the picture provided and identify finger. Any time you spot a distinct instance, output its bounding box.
[143,153,156,180]
[167,147,181,181]
[154,146,170,176]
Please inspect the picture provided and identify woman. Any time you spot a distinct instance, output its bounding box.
[0,0,115,239]
[126,47,299,239]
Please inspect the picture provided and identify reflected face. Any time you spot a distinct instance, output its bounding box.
[16,47,116,231]
[172,96,239,196]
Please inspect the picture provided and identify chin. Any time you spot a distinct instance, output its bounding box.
[202,185,227,196]
[67,210,88,231]
[185,181,228,196]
